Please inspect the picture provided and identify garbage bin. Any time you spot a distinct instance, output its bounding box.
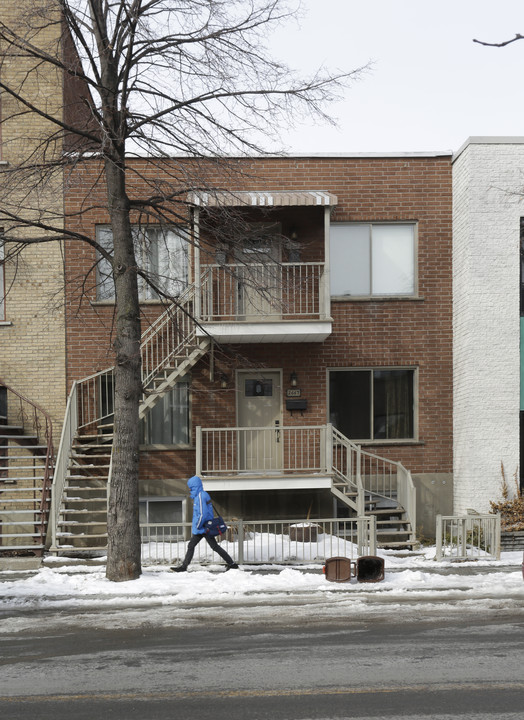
[323,556,356,583]
[356,555,384,583]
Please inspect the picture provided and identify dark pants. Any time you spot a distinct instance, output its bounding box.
[181,532,235,567]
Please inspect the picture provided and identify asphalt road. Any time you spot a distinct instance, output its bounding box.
[0,609,523,719]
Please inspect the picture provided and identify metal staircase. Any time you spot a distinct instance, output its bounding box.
[330,428,417,549]
[50,284,210,555]
[0,381,54,556]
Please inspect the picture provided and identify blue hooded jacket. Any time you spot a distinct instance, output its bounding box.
[188,475,213,535]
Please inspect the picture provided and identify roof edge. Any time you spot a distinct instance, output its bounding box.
[453,136,524,162]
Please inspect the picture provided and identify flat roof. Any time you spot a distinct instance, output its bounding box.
[453,136,524,161]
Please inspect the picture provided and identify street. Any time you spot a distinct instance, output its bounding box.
[1,607,523,719]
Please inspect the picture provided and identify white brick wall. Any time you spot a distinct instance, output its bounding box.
[453,140,524,513]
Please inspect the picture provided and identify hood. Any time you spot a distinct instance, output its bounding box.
[187,475,203,498]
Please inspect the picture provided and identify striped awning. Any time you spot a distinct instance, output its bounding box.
[189,190,338,207]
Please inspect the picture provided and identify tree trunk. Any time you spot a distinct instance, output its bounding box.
[104,157,142,582]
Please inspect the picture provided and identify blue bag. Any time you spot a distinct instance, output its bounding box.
[204,516,228,537]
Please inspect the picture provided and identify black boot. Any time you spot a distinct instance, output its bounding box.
[170,564,188,572]
[225,563,239,571]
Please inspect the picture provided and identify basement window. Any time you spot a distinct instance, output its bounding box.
[139,497,184,540]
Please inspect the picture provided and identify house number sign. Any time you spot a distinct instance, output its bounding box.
[286,388,301,397]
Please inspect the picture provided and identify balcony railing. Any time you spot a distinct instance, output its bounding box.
[196,425,330,476]
[199,262,327,322]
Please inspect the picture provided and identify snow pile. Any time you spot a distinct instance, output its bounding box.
[0,547,522,624]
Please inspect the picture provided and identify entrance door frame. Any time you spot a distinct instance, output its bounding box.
[235,368,283,472]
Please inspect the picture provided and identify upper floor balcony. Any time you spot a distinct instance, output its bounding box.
[190,190,336,343]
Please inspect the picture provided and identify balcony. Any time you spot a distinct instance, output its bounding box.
[195,261,332,343]
[195,424,334,491]
[191,189,336,343]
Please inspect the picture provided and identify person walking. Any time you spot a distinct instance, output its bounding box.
[171,475,239,572]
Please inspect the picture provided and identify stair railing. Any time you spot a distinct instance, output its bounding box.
[50,287,204,550]
[140,284,198,388]
[49,381,78,552]
[330,425,365,515]
[0,379,54,546]
[329,425,416,533]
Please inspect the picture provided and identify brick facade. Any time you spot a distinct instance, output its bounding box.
[64,154,453,531]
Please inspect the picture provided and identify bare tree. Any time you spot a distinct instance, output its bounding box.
[0,0,363,581]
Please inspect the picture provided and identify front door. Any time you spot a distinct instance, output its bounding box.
[237,371,282,471]
[237,224,282,321]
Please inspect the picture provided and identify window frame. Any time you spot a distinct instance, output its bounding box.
[330,222,418,299]
[140,376,192,449]
[327,366,419,444]
[139,496,186,540]
[95,224,190,303]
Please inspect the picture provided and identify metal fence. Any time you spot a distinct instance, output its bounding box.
[435,513,501,561]
[140,516,376,566]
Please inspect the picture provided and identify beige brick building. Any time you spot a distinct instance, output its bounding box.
[0,2,67,430]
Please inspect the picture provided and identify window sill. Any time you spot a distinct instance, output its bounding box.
[140,444,193,451]
[331,295,424,303]
[93,299,167,306]
[0,321,13,326]
[357,439,424,447]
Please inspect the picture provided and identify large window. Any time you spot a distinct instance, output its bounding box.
[141,379,190,446]
[330,223,416,297]
[96,225,188,301]
[329,369,415,441]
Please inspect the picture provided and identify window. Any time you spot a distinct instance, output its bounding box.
[139,497,184,540]
[330,223,415,297]
[329,369,415,441]
[96,225,188,301]
[141,379,190,446]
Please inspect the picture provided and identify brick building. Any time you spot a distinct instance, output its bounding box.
[55,152,453,547]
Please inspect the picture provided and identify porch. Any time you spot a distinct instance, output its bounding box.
[191,190,336,343]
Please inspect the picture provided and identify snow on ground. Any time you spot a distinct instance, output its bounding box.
[0,547,522,630]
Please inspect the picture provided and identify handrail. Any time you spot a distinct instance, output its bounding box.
[49,381,78,552]
[140,285,198,388]
[0,378,54,545]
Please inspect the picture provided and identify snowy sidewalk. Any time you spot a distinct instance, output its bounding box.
[0,547,522,629]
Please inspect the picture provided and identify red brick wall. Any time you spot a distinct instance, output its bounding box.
[64,155,452,480]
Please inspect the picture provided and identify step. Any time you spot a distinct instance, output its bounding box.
[65,489,107,495]
[0,532,44,538]
[56,533,108,539]
[0,434,38,441]
[377,540,418,548]
[0,487,47,494]
[366,508,403,516]
[53,545,107,552]
[0,544,45,552]
[0,458,47,464]
[58,522,107,528]
[0,509,45,515]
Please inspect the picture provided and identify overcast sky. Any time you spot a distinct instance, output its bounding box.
[270,0,524,154]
